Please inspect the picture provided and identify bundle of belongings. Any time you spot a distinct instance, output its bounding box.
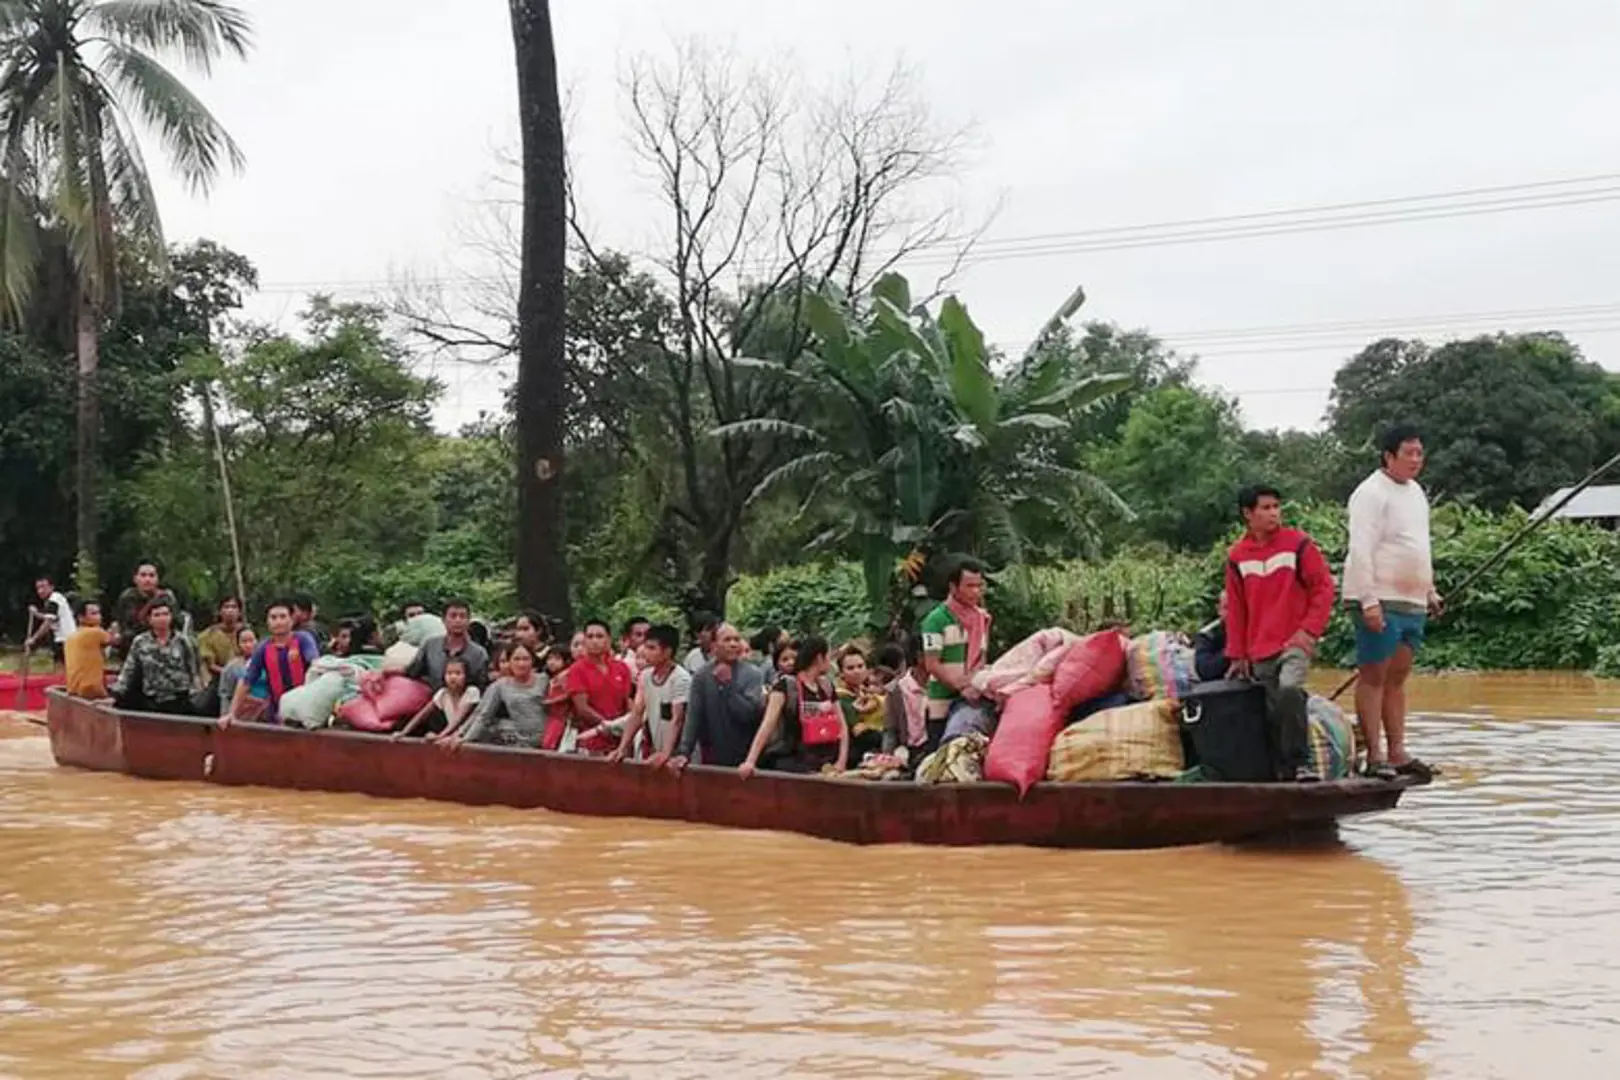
[917,625,1363,793]
[277,613,447,731]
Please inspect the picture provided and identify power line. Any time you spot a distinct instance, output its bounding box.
[245,169,1620,293]
[959,171,1620,249]
[991,302,1620,358]
[1188,324,1620,359]
[1157,302,1620,344]
[929,188,1620,267]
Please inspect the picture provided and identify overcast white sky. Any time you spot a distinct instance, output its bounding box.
[153,0,1620,433]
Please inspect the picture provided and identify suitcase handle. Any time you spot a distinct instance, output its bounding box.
[1183,701,1202,725]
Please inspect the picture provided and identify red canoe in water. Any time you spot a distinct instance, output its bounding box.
[44,690,1425,849]
[1,672,67,712]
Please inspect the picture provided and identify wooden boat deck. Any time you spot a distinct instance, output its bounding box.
[44,690,1424,849]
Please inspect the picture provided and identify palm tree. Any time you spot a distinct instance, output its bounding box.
[0,0,250,588]
[507,0,572,629]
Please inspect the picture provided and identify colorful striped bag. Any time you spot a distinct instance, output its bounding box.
[1306,694,1359,779]
[1125,631,1197,701]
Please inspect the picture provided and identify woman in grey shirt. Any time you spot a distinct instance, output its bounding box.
[450,643,548,748]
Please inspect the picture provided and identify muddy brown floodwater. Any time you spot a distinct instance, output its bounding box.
[2,672,1618,1079]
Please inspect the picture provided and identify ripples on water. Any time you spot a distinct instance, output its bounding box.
[2,672,1618,1079]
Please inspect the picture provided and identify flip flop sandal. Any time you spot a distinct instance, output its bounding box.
[1365,761,1398,782]
[1396,758,1438,780]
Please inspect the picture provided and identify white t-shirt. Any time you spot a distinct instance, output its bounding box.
[42,591,75,643]
[1343,469,1434,609]
[640,664,692,755]
[433,684,481,723]
[683,647,710,674]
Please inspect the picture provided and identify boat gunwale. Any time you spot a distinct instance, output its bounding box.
[49,689,1425,800]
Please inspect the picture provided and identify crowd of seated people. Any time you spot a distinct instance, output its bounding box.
[55,557,999,782]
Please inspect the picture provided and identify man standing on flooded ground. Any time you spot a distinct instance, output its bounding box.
[1344,424,1442,782]
[1223,485,1337,783]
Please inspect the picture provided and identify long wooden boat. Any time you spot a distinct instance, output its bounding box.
[45,690,1426,848]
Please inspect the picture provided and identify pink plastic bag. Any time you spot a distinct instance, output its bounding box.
[983,684,1063,797]
[338,674,432,733]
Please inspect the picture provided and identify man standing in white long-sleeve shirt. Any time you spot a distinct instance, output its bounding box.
[1343,424,1443,781]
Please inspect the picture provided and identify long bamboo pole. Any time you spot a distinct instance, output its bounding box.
[200,382,247,608]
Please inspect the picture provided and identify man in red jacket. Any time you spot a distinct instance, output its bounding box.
[1223,485,1336,782]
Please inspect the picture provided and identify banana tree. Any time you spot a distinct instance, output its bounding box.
[715,273,1132,629]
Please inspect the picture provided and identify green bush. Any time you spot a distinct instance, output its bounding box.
[717,504,1620,673]
[726,562,868,642]
[593,594,683,634]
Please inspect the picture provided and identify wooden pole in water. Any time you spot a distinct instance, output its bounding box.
[1329,447,1620,702]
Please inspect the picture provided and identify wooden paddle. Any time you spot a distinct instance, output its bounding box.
[13,610,37,710]
[1328,447,1620,701]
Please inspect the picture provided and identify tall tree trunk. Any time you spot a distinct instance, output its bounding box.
[508,0,573,630]
[74,299,100,596]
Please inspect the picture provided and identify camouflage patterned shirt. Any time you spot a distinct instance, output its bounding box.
[112,631,200,703]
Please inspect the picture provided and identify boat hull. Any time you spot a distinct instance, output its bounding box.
[45,690,1420,848]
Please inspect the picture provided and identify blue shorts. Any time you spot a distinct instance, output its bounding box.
[1352,607,1426,666]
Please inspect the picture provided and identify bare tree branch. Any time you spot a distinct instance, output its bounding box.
[406,40,981,612]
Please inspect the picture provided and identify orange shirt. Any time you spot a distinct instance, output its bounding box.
[65,628,110,697]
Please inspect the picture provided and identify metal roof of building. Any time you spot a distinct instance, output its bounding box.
[1536,484,1620,520]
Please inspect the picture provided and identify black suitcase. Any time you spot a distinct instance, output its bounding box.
[1179,679,1274,782]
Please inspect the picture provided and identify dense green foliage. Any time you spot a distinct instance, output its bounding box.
[720,274,1131,629]
[1326,333,1620,509]
[1090,386,1246,552]
[725,501,1620,673]
[8,236,1620,680]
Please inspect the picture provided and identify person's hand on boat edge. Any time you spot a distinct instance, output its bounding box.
[648,751,670,770]
[217,713,234,730]
[605,747,626,764]
[738,761,756,780]
[665,754,688,774]
[1225,658,1253,681]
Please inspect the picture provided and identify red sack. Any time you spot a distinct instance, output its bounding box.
[338,675,432,733]
[983,684,1063,797]
[1052,630,1129,714]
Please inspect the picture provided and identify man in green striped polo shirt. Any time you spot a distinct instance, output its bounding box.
[919,557,994,751]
